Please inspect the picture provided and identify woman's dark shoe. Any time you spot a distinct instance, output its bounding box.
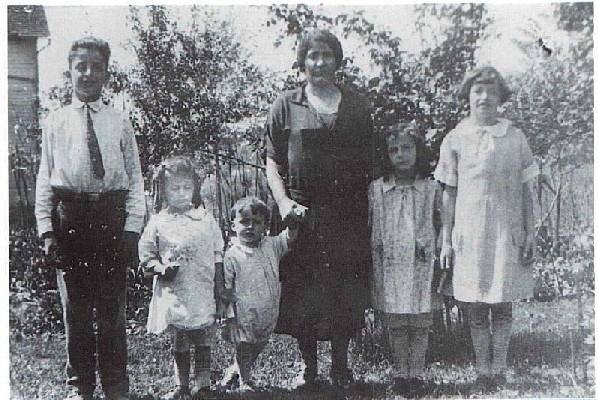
[474,375,497,392]
[331,368,355,390]
[492,373,507,388]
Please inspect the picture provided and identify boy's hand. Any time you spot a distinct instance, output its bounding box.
[216,299,227,320]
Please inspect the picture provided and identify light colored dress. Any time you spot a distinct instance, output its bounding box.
[139,207,225,334]
[434,117,539,303]
[224,232,289,343]
[369,177,441,315]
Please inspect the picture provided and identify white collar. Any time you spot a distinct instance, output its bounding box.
[465,117,510,138]
[72,97,101,112]
[381,175,426,193]
[230,236,263,254]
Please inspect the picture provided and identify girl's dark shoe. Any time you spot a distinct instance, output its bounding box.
[407,377,433,398]
[390,376,410,395]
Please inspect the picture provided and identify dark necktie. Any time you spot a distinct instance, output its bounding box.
[85,104,105,179]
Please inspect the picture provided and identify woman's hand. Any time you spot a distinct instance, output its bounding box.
[280,198,308,229]
[440,242,453,271]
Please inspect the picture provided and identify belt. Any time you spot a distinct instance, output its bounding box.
[52,187,129,204]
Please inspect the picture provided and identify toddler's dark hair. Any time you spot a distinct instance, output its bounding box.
[231,196,270,224]
[152,155,202,213]
[378,122,432,179]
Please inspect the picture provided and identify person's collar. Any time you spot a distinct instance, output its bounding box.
[466,117,510,137]
[289,83,344,106]
[382,175,423,193]
[230,236,263,253]
[289,84,309,105]
[72,97,101,112]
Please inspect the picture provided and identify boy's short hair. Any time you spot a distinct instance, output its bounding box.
[296,29,343,72]
[378,122,432,179]
[68,36,111,68]
[231,196,270,224]
[458,65,511,104]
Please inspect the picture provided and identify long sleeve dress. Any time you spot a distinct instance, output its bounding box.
[434,117,539,303]
[369,178,441,316]
[139,207,225,333]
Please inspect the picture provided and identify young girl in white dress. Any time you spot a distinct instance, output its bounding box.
[435,66,538,390]
[221,196,299,390]
[139,156,225,400]
[369,122,441,396]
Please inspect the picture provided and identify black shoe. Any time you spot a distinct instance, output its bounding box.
[406,377,429,398]
[331,368,354,390]
[390,377,410,395]
[492,373,507,388]
[474,375,497,392]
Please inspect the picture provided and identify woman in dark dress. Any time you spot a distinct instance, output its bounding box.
[265,29,375,387]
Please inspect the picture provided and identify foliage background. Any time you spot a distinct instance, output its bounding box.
[8,3,594,398]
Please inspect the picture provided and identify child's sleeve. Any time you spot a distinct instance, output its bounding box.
[138,217,162,273]
[274,230,290,261]
[209,215,225,264]
[434,133,458,187]
[223,253,236,290]
[520,131,539,183]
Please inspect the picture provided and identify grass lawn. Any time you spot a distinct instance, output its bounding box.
[10,295,594,399]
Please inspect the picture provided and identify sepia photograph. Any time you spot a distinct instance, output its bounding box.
[6,2,594,399]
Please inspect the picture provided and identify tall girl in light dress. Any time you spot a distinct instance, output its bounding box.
[139,156,225,400]
[435,66,538,390]
[369,122,441,397]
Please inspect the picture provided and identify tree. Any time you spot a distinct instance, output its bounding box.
[504,2,593,246]
[126,5,269,171]
[266,3,491,164]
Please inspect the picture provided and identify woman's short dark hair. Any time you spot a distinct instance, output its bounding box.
[458,65,511,104]
[231,196,270,225]
[68,36,111,68]
[378,122,432,179]
[296,29,343,72]
[152,156,202,213]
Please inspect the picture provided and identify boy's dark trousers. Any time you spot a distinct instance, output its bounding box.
[52,190,130,396]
